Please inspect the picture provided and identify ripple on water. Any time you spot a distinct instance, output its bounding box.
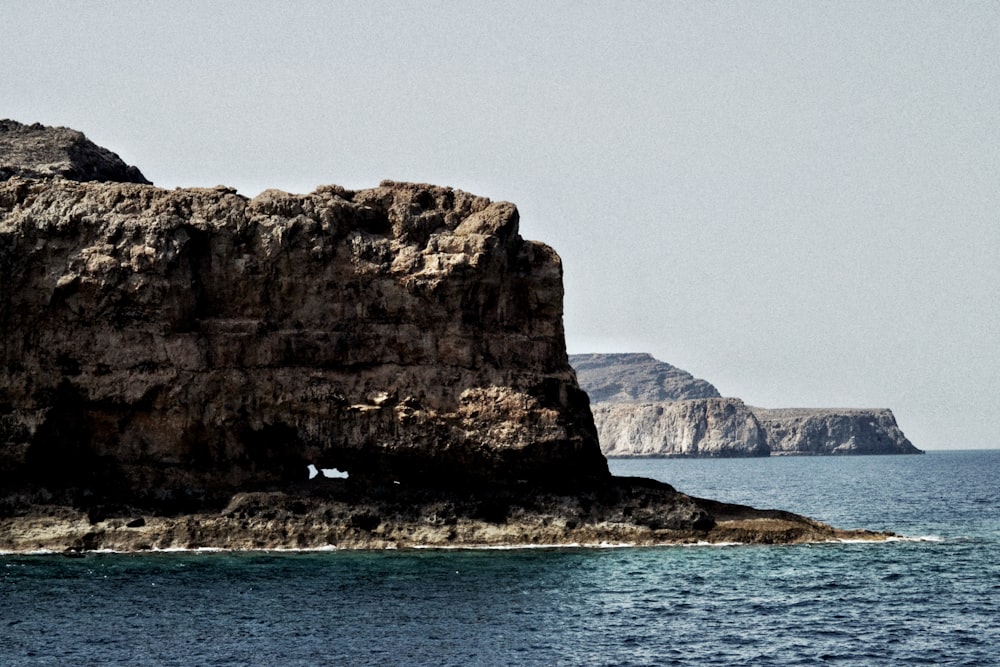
[3,452,999,665]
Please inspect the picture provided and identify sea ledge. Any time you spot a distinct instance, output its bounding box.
[0,487,893,554]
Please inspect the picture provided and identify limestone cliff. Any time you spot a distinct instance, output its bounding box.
[0,121,609,513]
[593,399,768,457]
[752,408,921,455]
[573,353,921,456]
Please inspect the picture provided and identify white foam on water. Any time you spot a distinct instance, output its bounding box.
[885,535,946,543]
[826,534,948,544]
[412,543,586,550]
[414,541,744,550]
[1,534,958,556]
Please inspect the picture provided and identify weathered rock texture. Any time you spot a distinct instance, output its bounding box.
[0,120,150,184]
[0,484,891,553]
[573,353,921,456]
[592,399,769,457]
[570,353,720,402]
[1,123,610,514]
[0,122,895,550]
[752,408,920,455]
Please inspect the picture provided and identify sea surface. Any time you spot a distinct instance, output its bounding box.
[2,450,998,666]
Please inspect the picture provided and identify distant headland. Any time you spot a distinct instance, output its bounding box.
[571,353,922,457]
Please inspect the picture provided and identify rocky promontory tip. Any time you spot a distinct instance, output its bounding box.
[0,119,150,184]
[752,407,921,456]
[0,122,891,550]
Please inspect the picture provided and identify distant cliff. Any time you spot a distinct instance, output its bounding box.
[593,398,768,457]
[569,353,720,402]
[752,408,919,456]
[573,354,921,456]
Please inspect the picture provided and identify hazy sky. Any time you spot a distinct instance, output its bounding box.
[4,2,998,450]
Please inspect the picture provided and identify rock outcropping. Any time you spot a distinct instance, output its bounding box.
[1,121,609,514]
[1,120,150,184]
[573,354,921,456]
[0,122,894,550]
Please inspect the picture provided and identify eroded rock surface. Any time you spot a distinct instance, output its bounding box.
[1,124,607,514]
[0,120,150,184]
[1,483,890,552]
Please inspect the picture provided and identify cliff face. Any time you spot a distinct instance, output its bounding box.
[752,408,920,455]
[573,354,921,456]
[0,123,609,513]
[593,399,768,457]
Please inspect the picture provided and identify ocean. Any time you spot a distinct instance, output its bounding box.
[2,450,997,666]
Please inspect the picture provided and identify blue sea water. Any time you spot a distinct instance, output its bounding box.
[2,450,998,666]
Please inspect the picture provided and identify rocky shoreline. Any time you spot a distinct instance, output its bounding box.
[0,479,892,554]
[0,121,896,552]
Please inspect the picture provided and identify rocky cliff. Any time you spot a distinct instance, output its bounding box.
[573,353,921,456]
[752,408,920,455]
[1,120,611,515]
[0,122,893,550]
[593,398,768,457]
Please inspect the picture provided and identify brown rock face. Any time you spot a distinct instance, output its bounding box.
[0,124,901,548]
[0,138,607,512]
